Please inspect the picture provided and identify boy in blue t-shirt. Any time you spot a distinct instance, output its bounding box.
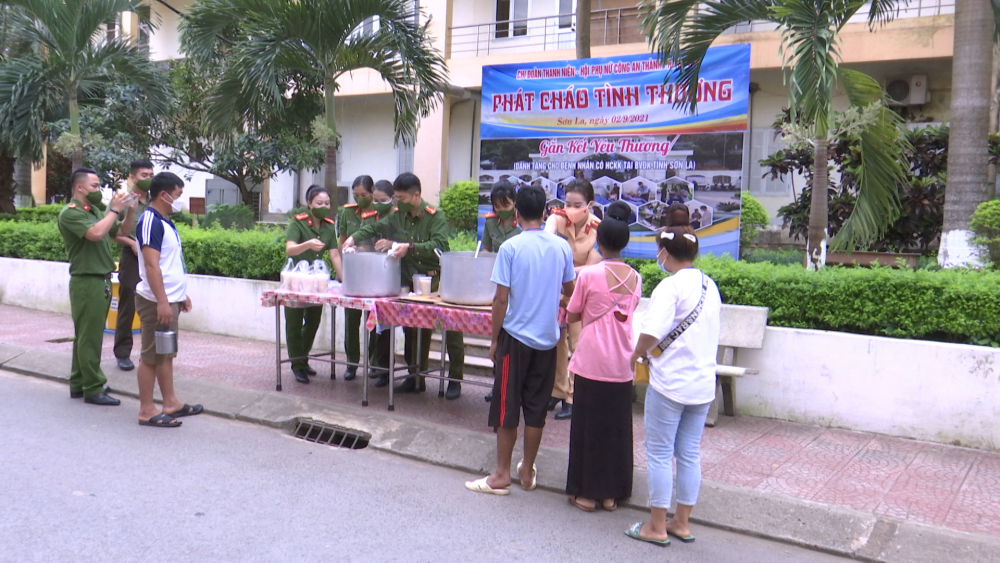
[465,185,576,495]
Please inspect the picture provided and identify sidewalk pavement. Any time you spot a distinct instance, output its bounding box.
[2,303,999,562]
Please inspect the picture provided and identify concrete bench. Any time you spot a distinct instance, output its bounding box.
[707,304,769,426]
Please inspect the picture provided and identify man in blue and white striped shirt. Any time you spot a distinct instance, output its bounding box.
[134,172,201,428]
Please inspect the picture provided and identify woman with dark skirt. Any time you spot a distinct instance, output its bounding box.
[564,201,642,512]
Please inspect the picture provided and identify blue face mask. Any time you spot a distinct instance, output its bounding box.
[657,251,669,274]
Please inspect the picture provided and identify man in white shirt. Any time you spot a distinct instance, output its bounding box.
[134,172,202,428]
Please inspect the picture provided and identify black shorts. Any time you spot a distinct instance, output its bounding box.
[488,329,557,429]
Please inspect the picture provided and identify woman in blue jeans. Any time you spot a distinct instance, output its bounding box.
[627,223,722,547]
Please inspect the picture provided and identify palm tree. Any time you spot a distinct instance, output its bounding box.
[181,0,448,207]
[0,0,171,170]
[939,0,997,267]
[642,0,912,269]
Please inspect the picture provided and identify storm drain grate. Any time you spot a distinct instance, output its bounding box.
[292,419,370,450]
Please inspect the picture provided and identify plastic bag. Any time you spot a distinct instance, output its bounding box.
[279,257,294,290]
[311,260,330,293]
[287,260,310,292]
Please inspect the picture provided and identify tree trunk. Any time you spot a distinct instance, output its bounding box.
[939,0,993,267]
[323,82,341,208]
[68,93,83,170]
[576,0,591,59]
[0,147,15,214]
[806,138,829,271]
[987,41,1000,199]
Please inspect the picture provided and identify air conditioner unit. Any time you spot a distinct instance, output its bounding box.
[885,75,929,106]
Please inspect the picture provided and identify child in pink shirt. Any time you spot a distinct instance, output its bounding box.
[564,201,642,512]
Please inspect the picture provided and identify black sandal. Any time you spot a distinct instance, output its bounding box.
[139,413,181,428]
[166,404,203,418]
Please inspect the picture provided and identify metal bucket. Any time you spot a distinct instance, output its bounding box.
[342,251,401,297]
[154,327,178,355]
[437,250,497,305]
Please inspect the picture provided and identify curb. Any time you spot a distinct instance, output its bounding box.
[2,343,998,563]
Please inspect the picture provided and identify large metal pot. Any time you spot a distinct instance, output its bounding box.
[342,251,401,297]
[438,250,497,305]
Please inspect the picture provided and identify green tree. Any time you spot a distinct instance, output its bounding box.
[0,0,171,170]
[643,0,911,270]
[181,0,448,208]
[151,59,324,208]
[739,192,769,255]
[439,180,479,232]
[0,4,30,214]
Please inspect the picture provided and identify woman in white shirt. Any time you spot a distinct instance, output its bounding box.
[626,225,722,547]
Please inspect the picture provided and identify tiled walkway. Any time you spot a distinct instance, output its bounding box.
[2,303,998,538]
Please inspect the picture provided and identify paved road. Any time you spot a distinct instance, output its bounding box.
[0,371,847,563]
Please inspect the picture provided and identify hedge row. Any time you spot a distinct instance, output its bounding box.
[0,205,64,224]
[0,221,290,281]
[632,256,1000,345]
[3,220,999,345]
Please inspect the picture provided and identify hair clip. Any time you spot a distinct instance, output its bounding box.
[683,233,697,242]
[660,232,675,240]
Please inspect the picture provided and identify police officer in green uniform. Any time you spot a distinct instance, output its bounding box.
[343,172,466,400]
[111,159,154,371]
[336,175,377,380]
[285,185,343,384]
[58,168,138,405]
[481,180,521,253]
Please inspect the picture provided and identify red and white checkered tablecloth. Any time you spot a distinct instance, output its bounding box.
[261,289,494,334]
[370,300,493,336]
[260,288,387,325]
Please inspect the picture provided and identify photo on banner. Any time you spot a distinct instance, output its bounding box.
[477,44,750,259]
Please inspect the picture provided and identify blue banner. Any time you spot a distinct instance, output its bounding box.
[478,45,751,259]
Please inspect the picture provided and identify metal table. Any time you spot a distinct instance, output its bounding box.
[261,288,393,407]
[370,298,494,411]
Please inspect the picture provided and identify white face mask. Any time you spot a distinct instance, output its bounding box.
[165,193,183,214]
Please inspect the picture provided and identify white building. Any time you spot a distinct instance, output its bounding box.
[40,0,955,221]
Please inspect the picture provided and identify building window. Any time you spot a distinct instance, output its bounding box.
[104,15,119,41]
[496,0,528,38]
[397,142,414,175]
[559,0,574,29]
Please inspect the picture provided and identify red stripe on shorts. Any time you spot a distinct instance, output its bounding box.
[500,354,510,424]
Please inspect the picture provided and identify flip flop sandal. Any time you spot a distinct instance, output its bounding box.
[516,460,537,491]
[601,499,618,512]
[464,477,510,495]
[166,404,203,418]
[138,413,182,428]
[568,496,596,512]
[668,530,696,543]
[625,523,670,547]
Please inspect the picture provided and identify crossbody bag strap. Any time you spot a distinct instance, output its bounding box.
[653,273,708,356]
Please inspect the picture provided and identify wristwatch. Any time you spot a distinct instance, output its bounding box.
[108,208,120,215]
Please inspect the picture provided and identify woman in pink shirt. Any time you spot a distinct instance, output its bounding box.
[564,201,642,512]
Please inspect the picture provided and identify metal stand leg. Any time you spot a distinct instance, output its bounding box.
[438,328,447,397]
[415,327,422,389]
[362,310,370,407]
[387,326,395,411]
[275,304,282,392]
[330,304,336,379]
